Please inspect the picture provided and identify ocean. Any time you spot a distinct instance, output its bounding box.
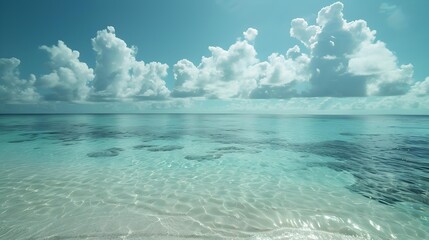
[0,114,427,239]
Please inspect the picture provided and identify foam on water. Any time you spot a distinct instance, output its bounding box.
[0,114,427,239]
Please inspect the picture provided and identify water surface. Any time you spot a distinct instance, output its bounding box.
[0,114,428,239]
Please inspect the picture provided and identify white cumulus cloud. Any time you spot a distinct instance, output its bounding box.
[348,41,413,96]
[0,58,39,103]
[91,26,170,101]
[249,46,311,98]
[290,18,320,48]
[289,1,413,97]
[174,2,417,100]
[172,28,261,99]
[243,28,258,41]
[39,41,94,102]
[409,77,429,97]
[1,2,425,106]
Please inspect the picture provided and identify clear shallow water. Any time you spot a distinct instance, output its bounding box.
[0,114,427,240]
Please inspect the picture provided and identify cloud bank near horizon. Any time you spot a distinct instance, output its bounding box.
[0,2,428,107]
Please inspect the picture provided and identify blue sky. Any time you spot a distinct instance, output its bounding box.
[0,0,428,113]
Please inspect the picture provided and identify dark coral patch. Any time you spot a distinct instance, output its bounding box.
[87,147,124,158]
[133,144,157,150]
[146,145,184,152]
[185,154,222,162]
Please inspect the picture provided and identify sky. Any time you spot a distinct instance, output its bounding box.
[0,0,428,114]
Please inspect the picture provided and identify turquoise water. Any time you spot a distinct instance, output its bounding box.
[0,114,428,239]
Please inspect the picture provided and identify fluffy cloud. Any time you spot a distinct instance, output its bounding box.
[38,41,94,101]
[172,28,311,99]
[243,28,258,41]
[91,26,170,101]
[289,1,413,97]
[410,77,429,97]
[174,2,416,99]
[0,2,426,107]
[0,58,39,103]
[249,46,311,98]
[1,27,170,103]
[172,28,261,98]
[348,41,413,96]
[290,18,319,48]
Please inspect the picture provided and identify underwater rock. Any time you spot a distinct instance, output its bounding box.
[44,131,62,135]
[215,146,246,151]
[210,145,261,155]
[133,144,157,150]
[8,139,35,143]
[339,132,355,136]
[62,142,77,146]
[87,147,124,158]
[302,137,429,206]
[185,154,222,162]
[107,147,124,152]
[146,145,184,152]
